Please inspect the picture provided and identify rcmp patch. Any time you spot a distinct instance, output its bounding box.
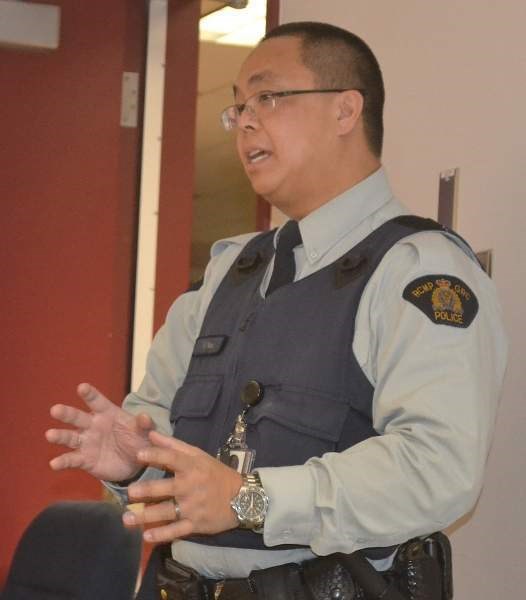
[402,275,478,328]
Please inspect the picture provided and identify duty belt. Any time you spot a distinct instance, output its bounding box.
[156,532,453,600]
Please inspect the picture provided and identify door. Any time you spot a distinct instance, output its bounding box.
[0,0,146,582]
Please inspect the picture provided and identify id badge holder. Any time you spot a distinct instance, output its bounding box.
[220,446,256,474]
[217,413,256,474]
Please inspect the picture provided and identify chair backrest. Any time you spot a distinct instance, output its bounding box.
[1,501,142,600]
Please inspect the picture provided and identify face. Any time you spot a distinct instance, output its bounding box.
[233,36,343,218]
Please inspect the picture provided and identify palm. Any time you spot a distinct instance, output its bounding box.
[46,383,153,482]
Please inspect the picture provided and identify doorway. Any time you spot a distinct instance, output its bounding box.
[191,0,269,282]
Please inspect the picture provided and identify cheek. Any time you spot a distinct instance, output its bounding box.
[279,134,322,173]
[275,112,330,166]
[235,134,244,163]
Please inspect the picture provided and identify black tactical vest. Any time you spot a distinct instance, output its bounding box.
[171,216,461,550]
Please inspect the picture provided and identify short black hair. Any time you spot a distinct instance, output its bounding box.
[263,22,385,157]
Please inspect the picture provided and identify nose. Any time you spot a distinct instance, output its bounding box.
[237,104,259,131]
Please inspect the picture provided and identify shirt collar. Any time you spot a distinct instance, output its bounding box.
[275,167,394,265]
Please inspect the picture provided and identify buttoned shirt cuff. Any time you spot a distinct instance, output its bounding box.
[102,466,165,505]
[257,465,315,547]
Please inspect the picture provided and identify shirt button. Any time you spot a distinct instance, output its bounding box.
[309,250,318,260]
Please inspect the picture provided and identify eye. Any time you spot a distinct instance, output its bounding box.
[256,91,275,106]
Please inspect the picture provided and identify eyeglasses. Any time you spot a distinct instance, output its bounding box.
[220,88,360,131]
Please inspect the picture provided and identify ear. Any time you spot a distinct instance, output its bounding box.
[335,90,364,135]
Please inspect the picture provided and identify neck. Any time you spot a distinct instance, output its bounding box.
[273,156,382,221]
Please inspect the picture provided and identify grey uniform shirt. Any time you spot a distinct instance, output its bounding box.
[116,167,507,578]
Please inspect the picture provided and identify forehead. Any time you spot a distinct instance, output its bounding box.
[234,36,316,97]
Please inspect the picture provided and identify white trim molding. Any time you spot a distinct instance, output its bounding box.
[131,0,168,391]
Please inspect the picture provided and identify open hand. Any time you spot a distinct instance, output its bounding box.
[123,430,242,542]
[46,383,154,482]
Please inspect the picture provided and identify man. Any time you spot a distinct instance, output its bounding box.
[47,22,507,599]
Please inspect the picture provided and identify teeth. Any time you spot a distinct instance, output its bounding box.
[248,150,269,163]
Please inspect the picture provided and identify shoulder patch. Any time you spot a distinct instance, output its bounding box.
[403,275,478,328]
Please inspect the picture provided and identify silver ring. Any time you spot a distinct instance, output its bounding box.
[172,498,181,520]
[76,432,83,449]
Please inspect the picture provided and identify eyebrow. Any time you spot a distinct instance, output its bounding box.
[233,70,279,98]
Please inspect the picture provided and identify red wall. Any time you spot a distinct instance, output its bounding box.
[0,0,279,583]
[0,0,146,583]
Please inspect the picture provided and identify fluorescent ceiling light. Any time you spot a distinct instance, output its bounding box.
[199,0,266,47]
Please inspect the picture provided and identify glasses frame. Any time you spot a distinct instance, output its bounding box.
[221,88,363,131]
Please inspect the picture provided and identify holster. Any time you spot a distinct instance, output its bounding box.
[302,533,453,600]
[338,532,453,600]
[391,532,453,600]
[157,554,210,600]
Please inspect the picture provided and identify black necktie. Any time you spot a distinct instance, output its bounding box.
[266,220,302,296]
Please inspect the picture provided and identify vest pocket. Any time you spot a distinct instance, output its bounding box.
[245,386,350,467]
[170,374,223,450]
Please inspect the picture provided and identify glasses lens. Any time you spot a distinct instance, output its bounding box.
[221,106,238,131]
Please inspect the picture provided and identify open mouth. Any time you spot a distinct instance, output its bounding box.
[247,149,271,164]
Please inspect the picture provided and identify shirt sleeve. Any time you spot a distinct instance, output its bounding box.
[258,231,508,555]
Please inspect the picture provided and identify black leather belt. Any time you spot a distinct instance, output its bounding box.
[156,558,305,599]
[205,561,310,599]
[155,532,452,600]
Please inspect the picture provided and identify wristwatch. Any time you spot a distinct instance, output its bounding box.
[230,471,269,531]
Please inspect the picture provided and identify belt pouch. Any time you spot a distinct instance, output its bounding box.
[250,562,307,600]
[157,556,209,600]
[303,555,359,600]
[392,536,444,600]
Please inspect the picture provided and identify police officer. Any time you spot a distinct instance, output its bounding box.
[47,22,507,599]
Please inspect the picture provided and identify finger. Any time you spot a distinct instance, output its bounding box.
[137,446,192,473]
[128,477,176,502]
[143,519,193,544]
[49,404,92,429]
[148,430,196,455]
[45,428,83,449]
[77,382,113,414]
[123,499,179,527]
[49,451,85,471]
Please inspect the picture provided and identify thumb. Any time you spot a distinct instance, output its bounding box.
[136,412,155,433]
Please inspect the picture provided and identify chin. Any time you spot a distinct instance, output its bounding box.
[262,193,296,218]
[246,174,293,213]
[247,178,277,200]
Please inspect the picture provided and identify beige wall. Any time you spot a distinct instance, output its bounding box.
[279,1,526,597]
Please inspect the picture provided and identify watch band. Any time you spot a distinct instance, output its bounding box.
[245,471,261,487]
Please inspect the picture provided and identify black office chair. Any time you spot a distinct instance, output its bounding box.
[1,500,142,600]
